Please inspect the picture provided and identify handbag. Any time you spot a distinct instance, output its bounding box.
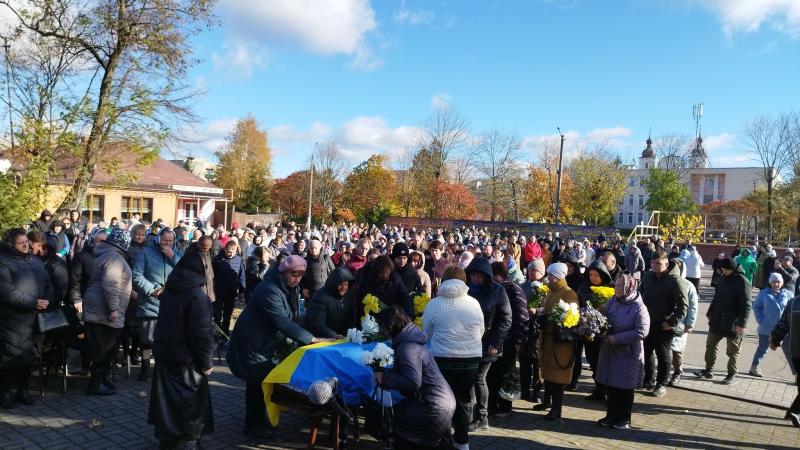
[363,386,394,444]
[36,303,71,333]
[139,318,157,346]
[553,325,577,343]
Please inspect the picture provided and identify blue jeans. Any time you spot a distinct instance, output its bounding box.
[751,334,796,374]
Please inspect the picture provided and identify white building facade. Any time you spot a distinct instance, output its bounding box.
[615,137,766,228]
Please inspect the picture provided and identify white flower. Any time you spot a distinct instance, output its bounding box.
[362,349,374,365]
[346,328,363,344]
[371,342,395,368]
[361,315,380,335]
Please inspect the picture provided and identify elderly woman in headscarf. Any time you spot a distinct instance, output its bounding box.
[148,251,214,449]
[595,274,650,430]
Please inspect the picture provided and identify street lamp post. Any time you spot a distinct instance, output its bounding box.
[306,143,317,230]
[554,128,565,224]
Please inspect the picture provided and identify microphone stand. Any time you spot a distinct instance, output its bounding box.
[329,382,358,449]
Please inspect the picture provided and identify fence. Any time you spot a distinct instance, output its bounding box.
[383,216,617,240]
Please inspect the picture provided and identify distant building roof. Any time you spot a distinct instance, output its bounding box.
[641,137,655,158]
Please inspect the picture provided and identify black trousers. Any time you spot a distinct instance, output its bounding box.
[436,358,479,445]
[791,358,800,414]
[213,294,236,334]
[570,340,584,386]
[487,341,517,412]
[0,367,31,393]
[244,382,268,429]
[85,323,120,364]
[543,381,565,416]
[643,328,673,387]
[686,277,700,291]
[471,361,492,419]
[605,386,634,424]
[519,338,541,394]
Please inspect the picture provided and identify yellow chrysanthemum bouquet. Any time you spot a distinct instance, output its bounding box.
[548,300,580,342]
[412,293,431,328]
[589,286,615,309]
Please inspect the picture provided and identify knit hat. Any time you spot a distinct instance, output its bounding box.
[768,272,783,284]
[718,257,738,271]
[527,258,545,275]
[391,242,410,258]
[546,262,568,280]
[106,227,131,251]
[278,254,307,273]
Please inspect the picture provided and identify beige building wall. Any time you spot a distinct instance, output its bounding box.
[45,184,179,225]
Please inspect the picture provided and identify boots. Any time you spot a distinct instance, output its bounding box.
[13,371,34,406]
[138,356,150,382]
[468,415,489,432]
[86,363,116,396]
[531,381,543,403]
[102,360,117,391]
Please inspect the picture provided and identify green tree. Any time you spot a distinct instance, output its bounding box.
[568,149,628,226]
[215,115,273,212]
[0,156,49,233]
[342,155,398,224]
[644,168,697,219]
[1,0,215,215]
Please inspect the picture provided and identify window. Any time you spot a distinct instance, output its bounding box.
[628,195,634,206]
[638,195,644,207]
[81,194,105,224]
[121,196,153,223]
[638,213,643,224]
[703,194,714,205]
[628,177,635,187]
[639,176,645,186]
[618,212,623,223]
[645,163,649,169]
[627,212,633,224]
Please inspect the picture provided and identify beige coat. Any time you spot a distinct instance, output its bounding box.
[539,279,579,385]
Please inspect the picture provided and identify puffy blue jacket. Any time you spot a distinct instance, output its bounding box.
[133,242,182,319]
[753,287,793,336]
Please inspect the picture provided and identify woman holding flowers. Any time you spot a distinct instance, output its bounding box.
[534,262,580,421]
[374,306,456,450]
[575,260,614,401]
[520,259,547,403]
[596,274,650,430]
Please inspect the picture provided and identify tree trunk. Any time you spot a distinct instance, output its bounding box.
[767,180,774,242]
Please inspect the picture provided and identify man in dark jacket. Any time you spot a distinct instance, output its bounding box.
[465,257,512,431]
[599,251,623,281]
[640,251,688,398]
[770,295,800,427]
[300,238,335,301]
[772,254,799,296]
[392,242,423,295]
[304,267,356,338]
[487,261,529,416]
[356,255,413,318]
[696,257,752,385]
[212,241,245,336]
[226,255,329,438]
[33,209,52,233]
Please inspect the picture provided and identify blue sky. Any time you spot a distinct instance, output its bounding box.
[173,0,800,177]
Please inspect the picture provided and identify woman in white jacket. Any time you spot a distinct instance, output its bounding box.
[423,265,485,450]
[684,246,705,291]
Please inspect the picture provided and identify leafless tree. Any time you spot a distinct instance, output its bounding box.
[391,146,415,217]
[470,129,523,221]
[418,106,470,182]
[448,154,474,185]
[312,142,347,223]
[653,133,692,178]
[742,113,799,240]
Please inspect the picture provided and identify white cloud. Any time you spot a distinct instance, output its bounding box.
[585,126,632,142]
[338,116,421,160]
[220,0,380,69]
[711,153,752,167]
[269,122,332,143]
[211,40,267,78]
[171,117,239,160]
[693,0,800,38]
[430,93,451,109]
[394,8,435,26]
[702,132,736,152]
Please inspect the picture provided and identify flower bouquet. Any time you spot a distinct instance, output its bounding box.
[412,293,431,328]
[361,315,381,343]
[346,328,364,345]
[576,306,611,341]
[588,286,615,309]
[528,282,549,309]
[362,342,394,372]
[363,294,383,319]
[547,300,580,343]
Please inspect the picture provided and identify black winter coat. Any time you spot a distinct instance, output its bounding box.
[0,244,54,368]
[69,245,97,305]
[708,265,752,338]
[300,253,335,296]
[43,255,69,304]
[577,260,613,308]
[153,266,214,370]
[304,267,356,338]
[639,261,688,330]
[500,280,529,345]
[380,323,456,447]
[465,258,512,360]
[356,261,413,317]
[395,263,423,295]
[245,256,268,295]
[226,267,313,384]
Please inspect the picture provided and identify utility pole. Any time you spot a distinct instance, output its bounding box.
[554,128,565,224]
[306,143,317,230]
[2,37,13,150]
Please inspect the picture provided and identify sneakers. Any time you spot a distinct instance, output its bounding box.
[642,382,656,391]
[597,417,612,428]
[720,373,736,385]
[789,412,800,428]
[468,416,490,432]
[651,385,667,398]
[612,421,631,430]
[748,366,763,378]
[667,371,682,386]
[694,369,713,380]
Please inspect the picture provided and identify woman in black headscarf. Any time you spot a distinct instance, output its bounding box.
[148,252,214,449]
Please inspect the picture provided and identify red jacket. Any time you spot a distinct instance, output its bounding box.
[523,242,542,262]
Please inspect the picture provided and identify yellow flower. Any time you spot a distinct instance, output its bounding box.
[413,293,431,316]
[538,284,550,295]
[589,286,615,299]
[563,307,580,328]
[363,294,381,319]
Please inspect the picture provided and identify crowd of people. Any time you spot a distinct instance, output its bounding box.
[1,210,799,449]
